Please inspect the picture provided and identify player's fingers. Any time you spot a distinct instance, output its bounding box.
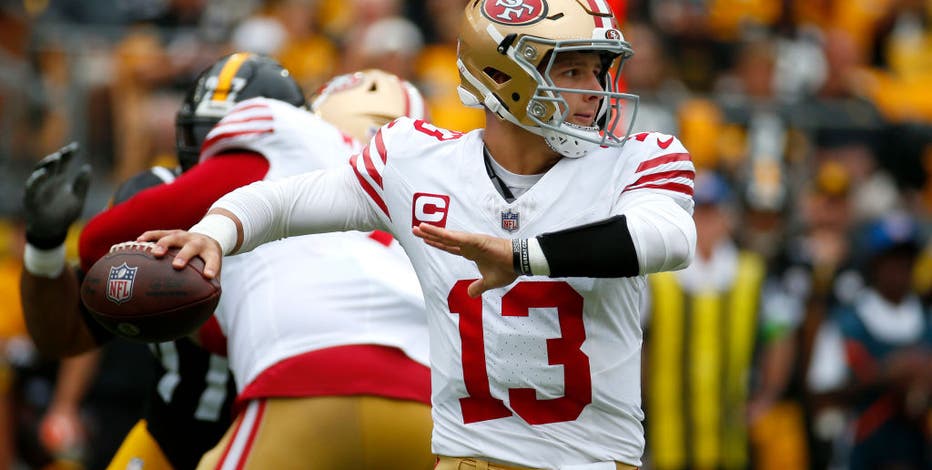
[170,242,200,270]
[57,142,79,166]
[138,229,175,243]
[23,167,49,197]
[198,240,223,279]
[422,238,463,256]
[151,230,194,257]
[467,279,488,298]
[72,164,92,200]
[416,223,470,245]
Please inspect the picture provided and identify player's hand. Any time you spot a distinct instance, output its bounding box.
[23,142,91,249]
[413,223,516,297]
[137,229,223,279]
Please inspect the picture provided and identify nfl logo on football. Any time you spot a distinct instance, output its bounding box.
[107,263,138,304]
[501,209,520,232]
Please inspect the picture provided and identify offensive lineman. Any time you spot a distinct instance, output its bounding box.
[144,0,697,468]
[21,53,306,469]
[81,67,435,469]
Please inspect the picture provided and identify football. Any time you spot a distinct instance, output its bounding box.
[80,241,221,343]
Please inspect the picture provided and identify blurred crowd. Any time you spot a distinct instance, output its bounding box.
[0,0,930,469]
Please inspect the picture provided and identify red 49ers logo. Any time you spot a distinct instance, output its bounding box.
[482,0,547,26]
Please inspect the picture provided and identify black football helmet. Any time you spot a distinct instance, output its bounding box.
[175,52,306,171]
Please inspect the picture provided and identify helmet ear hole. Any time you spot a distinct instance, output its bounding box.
[483,67,511,84]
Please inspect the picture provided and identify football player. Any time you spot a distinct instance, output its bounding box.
[77,65,434,468]
[142,0,697,468]
[20,53,306,469]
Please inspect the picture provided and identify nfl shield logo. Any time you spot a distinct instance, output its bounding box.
[107,263,138,304]
[501,209,520,232]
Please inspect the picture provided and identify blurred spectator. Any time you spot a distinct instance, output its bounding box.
[807,212,931,470]
[412,0,484,131]
[624,21,690,136]
[349,15,423,78]
[642,171,766,470]
[233,0,338,92]
[762,161,865,470]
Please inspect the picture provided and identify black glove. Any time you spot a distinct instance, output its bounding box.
[23,142,91,249]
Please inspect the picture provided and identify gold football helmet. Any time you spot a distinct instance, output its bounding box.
[310,69,429,143]
[458,0,638,157]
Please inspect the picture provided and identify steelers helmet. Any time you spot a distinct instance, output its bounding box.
[310,69,429,143]
[457,0,638,157]
[175,52,306,170]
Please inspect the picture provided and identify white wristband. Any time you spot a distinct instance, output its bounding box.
[189,214,238,256]
[23,243,67,278]
[527,237,551,276]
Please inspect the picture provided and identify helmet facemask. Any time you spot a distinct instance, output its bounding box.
[525,38,639,157]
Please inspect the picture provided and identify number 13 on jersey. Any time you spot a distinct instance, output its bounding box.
[448,280,592,425]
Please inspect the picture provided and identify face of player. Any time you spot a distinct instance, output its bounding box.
[547,51,604,127]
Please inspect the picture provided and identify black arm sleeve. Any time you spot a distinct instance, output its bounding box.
[537,214,639,278]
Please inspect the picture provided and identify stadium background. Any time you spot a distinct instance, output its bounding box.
[0,0,930,468]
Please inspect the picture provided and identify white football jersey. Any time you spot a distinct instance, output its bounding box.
[201,98,428,392]
[215,117,695,467]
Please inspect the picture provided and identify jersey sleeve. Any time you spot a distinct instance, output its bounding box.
[78,153,269,272]
[346,120,396,224]
[619,132,695,212]
[199,98,276,161]
[212,164,384,254]
[614,132,697,275]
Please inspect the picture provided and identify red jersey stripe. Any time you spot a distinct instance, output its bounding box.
[626,181,694,196]
[361,145,383,188]
[635,152,691,172]
[631,169,695,187]
[235,345,430,416]
[228,102,270,114]
[202,128,273,154]
[350,154,391,220]
[374,129,388,164]
[368,230,394,247]
[636,152,690,172]
[216,114,274,127]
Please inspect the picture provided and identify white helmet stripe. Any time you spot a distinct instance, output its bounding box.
[584,0,613,28]
[403,81,427,120]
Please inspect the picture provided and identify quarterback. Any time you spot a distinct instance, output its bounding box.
[143,0,697,468]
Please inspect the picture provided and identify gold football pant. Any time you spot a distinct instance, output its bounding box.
[198,395,433,470]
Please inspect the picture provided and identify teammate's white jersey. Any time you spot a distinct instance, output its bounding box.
[214,117,695,468]
[202,98,428,393]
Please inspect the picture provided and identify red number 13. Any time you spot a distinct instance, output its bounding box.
[448,280,592,425]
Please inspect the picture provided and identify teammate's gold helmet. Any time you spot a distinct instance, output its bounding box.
[310,69,429,143]
[457,0,638,157]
